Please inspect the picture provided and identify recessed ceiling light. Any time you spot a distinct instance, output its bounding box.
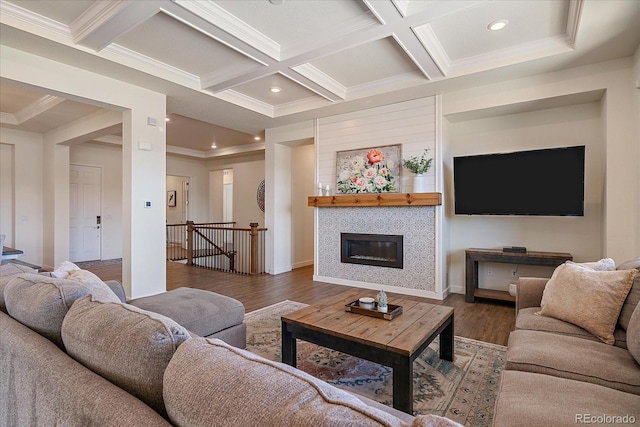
[254,136,261,141]
[270,87,281,93]
[211,142,217,149]
[488,19,508,31]
[165,117,170,122]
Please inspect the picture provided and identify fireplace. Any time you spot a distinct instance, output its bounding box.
[341,233,403,269]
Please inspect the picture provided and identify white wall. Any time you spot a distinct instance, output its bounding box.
[633,45,640,257]
[0,143,14,246]
[445,103,604,293]
[442,57,639,294]
[0,129,43,266]
[2,45,166,298]
[291,144,315,268]
[317,97,436,193]
[167,155,210,222]
[207,153,265,228]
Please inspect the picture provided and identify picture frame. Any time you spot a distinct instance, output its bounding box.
[336,144,401,194]
[167,190,176,207]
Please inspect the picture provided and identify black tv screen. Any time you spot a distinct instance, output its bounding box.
[453,146,585,216]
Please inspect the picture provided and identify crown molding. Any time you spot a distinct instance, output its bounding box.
[103,44,201,88]
[214,90,275,117]
[16,95,66,124]
[70,0,130,49]
[566,0,584,48]
[0,112,18,126]
[346,70,426,99]
[173,0,281,61]
[412,24,451,76]
[0,0,71,40]
[290,64,347,100]
[206,141,265,158]
[448,35,573,77]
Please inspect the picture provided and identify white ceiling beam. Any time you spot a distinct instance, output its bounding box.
[44,109,122,146]
[70,0,161,51]
[0,95,66,125]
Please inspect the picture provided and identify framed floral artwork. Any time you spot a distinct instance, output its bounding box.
[336,144,401,194]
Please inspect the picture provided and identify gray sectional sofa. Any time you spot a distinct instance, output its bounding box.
[0,262,458,427]
[493,258,640,426]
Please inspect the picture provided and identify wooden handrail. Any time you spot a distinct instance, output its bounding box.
[184,220,267,275]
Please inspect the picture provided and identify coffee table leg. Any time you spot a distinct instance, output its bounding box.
[393,357,413,414]
[281,321,297,367]
[440,315,454,362]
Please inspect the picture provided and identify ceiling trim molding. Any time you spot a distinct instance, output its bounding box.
[391,0,411,18]
[274,96,332,117]
[206,141,265,158]
[166,144,207,158]
[0,1,71,40]
[282,11,382,60]
[199,62,266,91]
[566,0,584,48]
[16,95,66,124]
[214,90,275,117]
[346,70,426,99]
[412,24,451,76]
[0,112,18,125]
[448,35,574,77]
[70,0,138,50]
[104,44,201,88]
[290,64,346,99]
[173,0,281,61]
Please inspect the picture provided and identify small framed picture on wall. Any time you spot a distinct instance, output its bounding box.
[167,190,176,207]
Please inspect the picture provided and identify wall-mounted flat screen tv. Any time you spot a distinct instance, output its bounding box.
[453,145,585,216]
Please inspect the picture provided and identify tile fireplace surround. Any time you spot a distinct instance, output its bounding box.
[315,204,439,296]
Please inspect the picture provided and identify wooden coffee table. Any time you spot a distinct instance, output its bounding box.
[281,289,454,414]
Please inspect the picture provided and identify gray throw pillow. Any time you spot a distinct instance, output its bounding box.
[62,296,191,417]
[3,273,120,347]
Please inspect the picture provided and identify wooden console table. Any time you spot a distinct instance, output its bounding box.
[465,248,572,303]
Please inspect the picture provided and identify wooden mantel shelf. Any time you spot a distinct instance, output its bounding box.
[307,192,442,207]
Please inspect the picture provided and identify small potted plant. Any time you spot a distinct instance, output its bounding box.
[402,149,433,192]
[377,289,388,313]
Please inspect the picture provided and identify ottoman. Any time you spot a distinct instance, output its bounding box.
[129,287,246,348]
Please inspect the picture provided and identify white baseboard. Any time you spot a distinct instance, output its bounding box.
[292,259,313,269]
[450,285,465,295]
[313,275,447,300]
[268,265,293,275]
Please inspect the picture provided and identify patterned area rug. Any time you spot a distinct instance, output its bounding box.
[245,300,506,427]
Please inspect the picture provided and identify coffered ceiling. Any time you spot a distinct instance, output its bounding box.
[1,0,639,157]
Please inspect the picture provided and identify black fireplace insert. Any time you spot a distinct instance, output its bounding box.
[341,233,403,269]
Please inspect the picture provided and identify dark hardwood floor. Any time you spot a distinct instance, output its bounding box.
[86,262,516,346]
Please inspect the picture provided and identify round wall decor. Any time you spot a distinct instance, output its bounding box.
[257,179,265,212]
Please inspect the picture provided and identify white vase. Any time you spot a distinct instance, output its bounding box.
[412,174,428,193]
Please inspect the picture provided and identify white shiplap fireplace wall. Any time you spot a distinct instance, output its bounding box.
[314,96,447,299]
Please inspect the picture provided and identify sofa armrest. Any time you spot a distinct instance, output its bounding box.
[105,280,126,303]
[516,277,548,314]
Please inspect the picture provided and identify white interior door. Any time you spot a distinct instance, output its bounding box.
[70,165,101,262]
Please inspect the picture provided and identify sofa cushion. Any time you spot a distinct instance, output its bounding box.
[3,273,120,347]
[1,311,172,427]
[505,330,640,395]
[164,337,443,427]
[61,296,191,417]
[0,263,38,313]
[129,287,244,338]
[494,371,640,427]
[516,307,629,349]
[619,274,640,331]
[617,257,640,271]
[538,263,636,344]
[628,305,640,364]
